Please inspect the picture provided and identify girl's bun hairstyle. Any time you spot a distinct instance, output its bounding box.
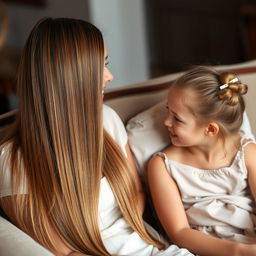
[218,72,248,106]
[172,66,248,135]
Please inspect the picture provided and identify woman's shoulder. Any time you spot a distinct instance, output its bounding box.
[103,104,122,121]
[103,104,128,152]
[103,104,116,116]
[103,104,124,130]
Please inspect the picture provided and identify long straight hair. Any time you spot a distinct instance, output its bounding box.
[0,18,164,255]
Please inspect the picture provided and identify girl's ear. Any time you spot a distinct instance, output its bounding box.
[205,122,219,136]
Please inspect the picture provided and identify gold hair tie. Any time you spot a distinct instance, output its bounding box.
[219,77,239,90]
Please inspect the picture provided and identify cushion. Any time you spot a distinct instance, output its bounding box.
[126,101,168,177]
[126,101,255,178]
[0,217,53,256]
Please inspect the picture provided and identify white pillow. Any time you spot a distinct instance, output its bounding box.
[126,102,168,177]
[126,101,255,178]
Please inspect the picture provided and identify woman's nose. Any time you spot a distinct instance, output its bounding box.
[105,68,114,83]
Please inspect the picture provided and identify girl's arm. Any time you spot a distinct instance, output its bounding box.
[125,144,145,214]
[1,196,91,256]
[67,253,89,256]
[147,155,256,256]
[245,143,256,200]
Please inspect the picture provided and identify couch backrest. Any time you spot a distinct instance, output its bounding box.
[0,109,17,140]
[105,60,256,134]
[1,60,256,134]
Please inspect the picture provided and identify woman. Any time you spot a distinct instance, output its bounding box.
[0,18,192,256]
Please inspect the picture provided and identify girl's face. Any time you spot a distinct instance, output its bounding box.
[102,47,114,97]
[164,87,206,147]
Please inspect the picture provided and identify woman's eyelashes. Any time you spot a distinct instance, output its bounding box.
[104,55,109,67]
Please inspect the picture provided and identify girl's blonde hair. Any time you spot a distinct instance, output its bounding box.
[172,66,248,135]
[0,18,164,255]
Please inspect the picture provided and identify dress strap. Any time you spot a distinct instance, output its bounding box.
[153,152,171,173]
[241,137,256,149]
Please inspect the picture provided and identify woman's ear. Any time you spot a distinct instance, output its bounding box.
[205,122,219,136]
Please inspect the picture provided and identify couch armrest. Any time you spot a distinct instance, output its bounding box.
[0,217,53,256]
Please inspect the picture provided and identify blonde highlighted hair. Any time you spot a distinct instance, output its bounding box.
[172,66,248,135]
[0,18,164,255]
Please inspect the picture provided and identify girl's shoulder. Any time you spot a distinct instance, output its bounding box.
[243,138,256,161]
[241,137,256,148]
[239,137,256,171]
[150,145,187,170]
[163,145,188,162]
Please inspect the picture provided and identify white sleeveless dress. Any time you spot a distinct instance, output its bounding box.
[0,105,193,256]
[156,138,256,244]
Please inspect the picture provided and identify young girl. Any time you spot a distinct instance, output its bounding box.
[0,18,193,256]
[148,66,256,256]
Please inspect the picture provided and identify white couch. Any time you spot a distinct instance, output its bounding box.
[0,60,256,255]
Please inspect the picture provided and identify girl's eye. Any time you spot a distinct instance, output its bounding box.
[174,116,182,123]
[105,61,109,67]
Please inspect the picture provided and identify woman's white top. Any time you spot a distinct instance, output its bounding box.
[0,105,193,255]
[156,138,256,244]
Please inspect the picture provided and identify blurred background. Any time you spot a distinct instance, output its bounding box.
[0,0,256,114]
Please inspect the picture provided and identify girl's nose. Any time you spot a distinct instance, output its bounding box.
[164,116,172,127]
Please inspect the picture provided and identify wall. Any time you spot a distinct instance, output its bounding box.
[4,0,149,88]
[5,0,89,49]
[88,0,149,87]
[145,0,248,76]
[1,0,90,110]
